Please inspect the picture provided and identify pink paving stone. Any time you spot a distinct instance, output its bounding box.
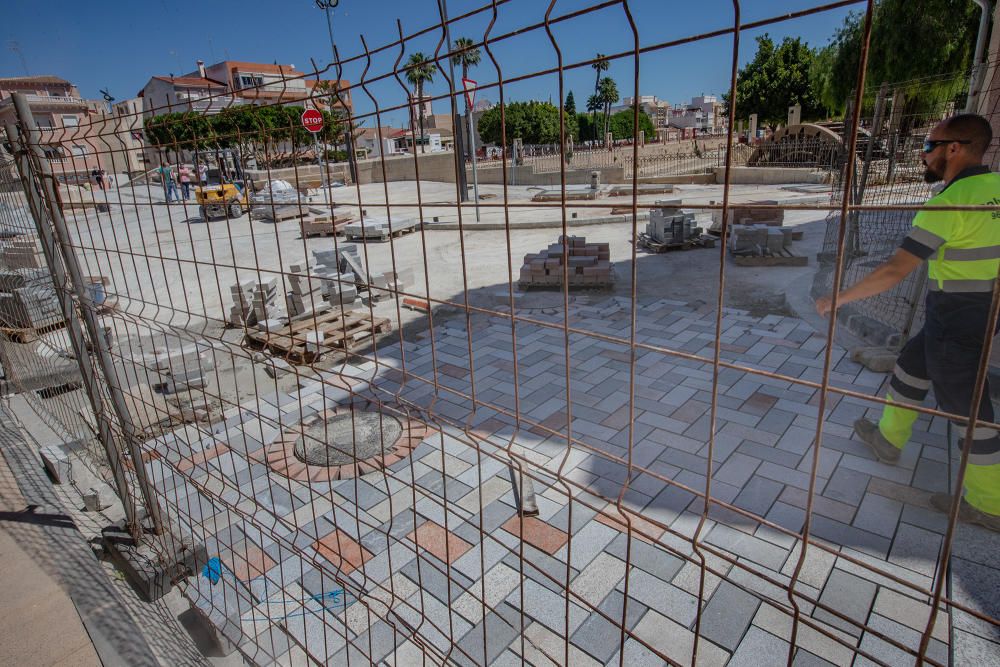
[226,541,277,581]
[594,509,666,545]
[501,515,569,555]
[176,441,230,473]
[314,529,373,575]
[407,520,473,564]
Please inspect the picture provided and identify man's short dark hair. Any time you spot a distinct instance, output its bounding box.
[941,113,993,157]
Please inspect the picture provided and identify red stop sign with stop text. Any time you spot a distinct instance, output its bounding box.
[301,108,324,133]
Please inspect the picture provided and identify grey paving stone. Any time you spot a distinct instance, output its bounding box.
[856,613,948,667]
[569,611,623,663]
[821,466,871,506]
[598,588,647,630]
[699,580,763,651]
[733,476,784,517]
[706,523,791,572]
[400,555,475,604]
[811,515,890,560]
[911,457,950,494]
[851,492,903,539]
[624,567,699,627]
[727,625,791,666]
[791,650,837,667]
[605,532,684,582]
[953,629,1000,667]
[713,452,761,488]
[888,522,942,579]
[813,568,876,638]
[453,610,520,667]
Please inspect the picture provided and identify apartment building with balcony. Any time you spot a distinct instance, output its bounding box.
[139,60,352,118]
[0,75,106,184]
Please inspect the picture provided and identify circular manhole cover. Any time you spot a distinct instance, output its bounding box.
[293,412,403,467]
[267,401,431,482]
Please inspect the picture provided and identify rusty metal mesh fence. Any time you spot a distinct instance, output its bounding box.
[2,0,1000,665]
[817,69,982,347]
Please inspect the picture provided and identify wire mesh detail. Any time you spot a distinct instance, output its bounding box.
[1,0,999,665]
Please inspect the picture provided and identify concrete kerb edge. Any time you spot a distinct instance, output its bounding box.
[0,406,157,667]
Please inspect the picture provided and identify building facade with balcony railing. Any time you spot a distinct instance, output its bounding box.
[0,75,107,183]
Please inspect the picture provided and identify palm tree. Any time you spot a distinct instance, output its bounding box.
[598,77,619,142]
[590,53,609,141]
[405,52,437,153]
[451,37,482,96]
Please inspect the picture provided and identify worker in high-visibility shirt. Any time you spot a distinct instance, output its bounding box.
[817,113,1000,531]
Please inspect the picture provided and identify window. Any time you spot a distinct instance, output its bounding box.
[42,145,64,160]
[70,145,87,157]
[239,74,264,89]
[62,115,79,127]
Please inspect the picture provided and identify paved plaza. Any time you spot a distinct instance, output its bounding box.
[139,293,1000,665]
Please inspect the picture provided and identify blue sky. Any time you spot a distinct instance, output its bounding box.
[3,0,860,125]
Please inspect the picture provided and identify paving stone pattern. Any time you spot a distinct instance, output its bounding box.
[140,296,999,665]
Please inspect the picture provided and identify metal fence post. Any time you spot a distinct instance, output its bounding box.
[9,94,164,536]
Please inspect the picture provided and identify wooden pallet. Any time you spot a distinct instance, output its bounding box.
[636,233,716,253]
[346,224,421,242]
[0,318,66,343]
[243,308,392,362]
[731,248,808,267]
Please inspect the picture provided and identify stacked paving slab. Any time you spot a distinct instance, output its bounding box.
[286,249,359,318]
[0,238,42,269]
[0,268,62,329]
[148,342,214,394]
[519,235,613,288]
[228,279,283,327]
[646,199,704,245]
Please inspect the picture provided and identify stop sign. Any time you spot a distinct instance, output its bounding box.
[301,108,324,133]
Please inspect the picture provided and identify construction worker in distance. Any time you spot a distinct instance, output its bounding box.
[816,113,1000,532]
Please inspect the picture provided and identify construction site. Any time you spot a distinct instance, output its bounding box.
[1,0,1000,666]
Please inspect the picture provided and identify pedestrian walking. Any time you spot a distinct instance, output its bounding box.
[92,168,103,190]
[817,113,1000,531]
[157,164,177,203]
[178,165,193,200]
[198,162,208,187]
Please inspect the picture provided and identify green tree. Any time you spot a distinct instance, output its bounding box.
[404,52,438,153]
[726,34,821,127]
[812,2,978,117]
[597,77,619,139]
[565,91,576,115]
[590,53,609,140]
[607,109,654,140]
[477,101,575,145]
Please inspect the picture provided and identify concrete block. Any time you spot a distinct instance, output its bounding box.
[83,484,116,511]
[40,445,71,483]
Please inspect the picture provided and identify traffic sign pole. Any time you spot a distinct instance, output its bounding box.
[302,109,329,204]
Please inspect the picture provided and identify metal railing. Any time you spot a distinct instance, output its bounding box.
[1,1,998,666]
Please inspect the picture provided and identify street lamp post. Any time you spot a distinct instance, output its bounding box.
[317,0,358,185]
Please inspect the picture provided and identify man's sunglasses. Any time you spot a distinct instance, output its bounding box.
[922,138,971,153]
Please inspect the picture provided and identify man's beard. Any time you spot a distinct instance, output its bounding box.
[924,166,943,183]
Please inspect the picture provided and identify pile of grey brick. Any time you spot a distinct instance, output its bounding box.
[519,235,613,287]
[286,249,359,318]
[147,342,214,394]
[0,268,62,329]
[228,279,283,326]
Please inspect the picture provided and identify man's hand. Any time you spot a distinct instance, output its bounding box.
[815,295,834,317]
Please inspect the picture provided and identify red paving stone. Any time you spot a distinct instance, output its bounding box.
[226,541,277,581]
[594,508,666,545]
[408,520,473,564]
[176,441,230,473]
[314,530,373,575]
[501,515,569,555]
